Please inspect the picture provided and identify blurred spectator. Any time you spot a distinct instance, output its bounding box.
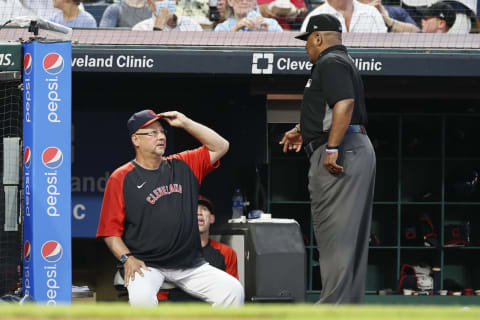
[476,0,479,31]
[402,0,476,34]
[300,0,387,32]
[50,0,97,28]
[22,0,61,18]
[217,0,227,19]
[132,0,202,30]
[206,0,228,28]
[214,0,283,31]
[0,0,34,25]
[358,0,419,32]
[257,0,308,30]
[175,0,212,27]
[100,0,152,28]
[420,1,456,32]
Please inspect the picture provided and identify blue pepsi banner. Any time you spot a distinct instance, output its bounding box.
[23,41,72,304]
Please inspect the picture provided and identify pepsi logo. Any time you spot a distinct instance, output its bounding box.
[24,146,31,169]
[24,53,32,75]
[41,147,63,169]
[24,240,31,262]
[43,53,64,75]
[41,240,63,263]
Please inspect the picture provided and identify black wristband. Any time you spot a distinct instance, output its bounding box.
[326,145,339,150]
[153,27,162,31]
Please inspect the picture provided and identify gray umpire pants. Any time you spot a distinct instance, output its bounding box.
[308,133,376,304]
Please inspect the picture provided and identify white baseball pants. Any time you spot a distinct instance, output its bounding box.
[126,263,244,307]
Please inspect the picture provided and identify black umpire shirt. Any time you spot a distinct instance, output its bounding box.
[300,45,368,146]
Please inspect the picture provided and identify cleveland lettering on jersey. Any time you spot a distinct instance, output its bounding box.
[146,184,183,204]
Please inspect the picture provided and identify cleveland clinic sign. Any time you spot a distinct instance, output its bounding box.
[68,48,480,77]
[251,52,383,75]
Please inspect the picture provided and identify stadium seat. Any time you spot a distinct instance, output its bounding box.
[84,2,110,26]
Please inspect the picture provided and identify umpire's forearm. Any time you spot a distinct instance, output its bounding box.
[328,98,354,147]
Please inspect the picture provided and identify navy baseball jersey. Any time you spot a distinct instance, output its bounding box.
[96,146,219,269]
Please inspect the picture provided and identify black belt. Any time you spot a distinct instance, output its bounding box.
[304,124,367,158]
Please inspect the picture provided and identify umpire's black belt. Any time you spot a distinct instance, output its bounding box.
[304,124,367,158]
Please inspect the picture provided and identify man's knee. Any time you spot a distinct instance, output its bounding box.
[128,289,158,306]
[220,278,244,306]
[231,280,245,305]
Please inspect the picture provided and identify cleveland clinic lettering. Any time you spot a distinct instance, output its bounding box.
[277,58,313,71]
[116,55,154,68]
[275,57,382,72]
[72,55,154,69]
[71,52,384,73]
[353,58,383,71]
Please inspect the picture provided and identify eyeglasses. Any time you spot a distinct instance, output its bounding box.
[135,129,167,138]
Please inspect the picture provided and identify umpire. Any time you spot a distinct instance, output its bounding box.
[280,14,376,304]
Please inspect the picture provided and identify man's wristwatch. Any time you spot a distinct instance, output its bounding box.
[120,253,133,264]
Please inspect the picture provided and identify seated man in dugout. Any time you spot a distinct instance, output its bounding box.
[132,0,203,30]
[98,109,244,306]
[157,195,240,302]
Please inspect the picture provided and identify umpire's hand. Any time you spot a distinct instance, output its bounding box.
[324,151,344,174]
[123,256,150,287]
[280,127,303,153]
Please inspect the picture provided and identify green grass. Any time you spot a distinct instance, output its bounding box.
[0,304,479,319]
